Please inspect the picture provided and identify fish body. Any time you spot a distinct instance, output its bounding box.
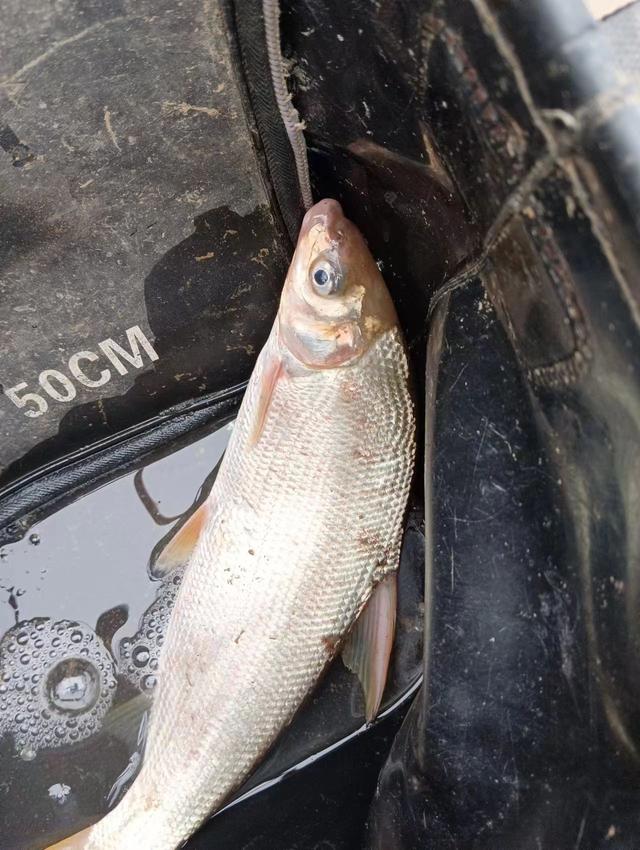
[48,199,415,850]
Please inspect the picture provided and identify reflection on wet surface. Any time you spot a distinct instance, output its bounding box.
[0,407,423,850]
[0,418,232,850]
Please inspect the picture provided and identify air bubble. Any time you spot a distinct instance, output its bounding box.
[117,568,183,693]
[132,647,150,668]
[47,659,100,713]
[0,617,116,757]
[29,533,40,546]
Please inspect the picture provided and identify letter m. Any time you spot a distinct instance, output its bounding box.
[99,325,159,376]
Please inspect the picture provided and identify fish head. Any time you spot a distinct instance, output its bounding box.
[278,199,398,368]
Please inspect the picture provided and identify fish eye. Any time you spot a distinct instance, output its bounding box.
[310,257,343,296]
[314,268,329,286]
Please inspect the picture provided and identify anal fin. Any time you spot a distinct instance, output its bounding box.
[150,500,210,579]
[342,572,397,723]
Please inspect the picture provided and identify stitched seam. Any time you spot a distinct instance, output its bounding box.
[420,14,530,176]
[428,151,557,320]
[485,215,592,389]
[525,207,592,387]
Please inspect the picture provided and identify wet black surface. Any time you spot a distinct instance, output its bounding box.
[0,408,424,850]
[0,415,232,849]
[195,695,413,850]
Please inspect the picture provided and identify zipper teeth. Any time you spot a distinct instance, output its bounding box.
[262,0,313,211]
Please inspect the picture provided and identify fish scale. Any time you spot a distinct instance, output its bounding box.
[83,326,414,850]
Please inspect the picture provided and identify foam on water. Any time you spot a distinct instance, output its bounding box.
[117,570,184,693]
[0,617,117,758]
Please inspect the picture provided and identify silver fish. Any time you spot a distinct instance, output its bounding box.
[47,198,415,850]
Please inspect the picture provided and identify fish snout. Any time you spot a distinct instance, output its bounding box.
[301,199,345,242]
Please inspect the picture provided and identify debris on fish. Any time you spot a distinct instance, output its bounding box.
[46,198,415,850]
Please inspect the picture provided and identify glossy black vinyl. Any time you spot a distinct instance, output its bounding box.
[369,281,640,848]
[358,1,640,846]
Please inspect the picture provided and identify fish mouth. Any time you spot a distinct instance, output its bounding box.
[300,198,346,243]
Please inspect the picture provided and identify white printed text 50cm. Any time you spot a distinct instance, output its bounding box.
[4,325,159,418]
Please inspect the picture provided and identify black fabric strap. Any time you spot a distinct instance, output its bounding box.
[224,0,307,242]
[0,388,242,546]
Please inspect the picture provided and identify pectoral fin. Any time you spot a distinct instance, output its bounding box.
[150,500,209,579]
[44,826,92,849]
[342,572,397,723]
[249,347,284,446]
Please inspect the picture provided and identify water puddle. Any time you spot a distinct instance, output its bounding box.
[0,404,423,850]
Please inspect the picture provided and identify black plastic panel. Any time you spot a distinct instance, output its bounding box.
[0,0,289,490]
